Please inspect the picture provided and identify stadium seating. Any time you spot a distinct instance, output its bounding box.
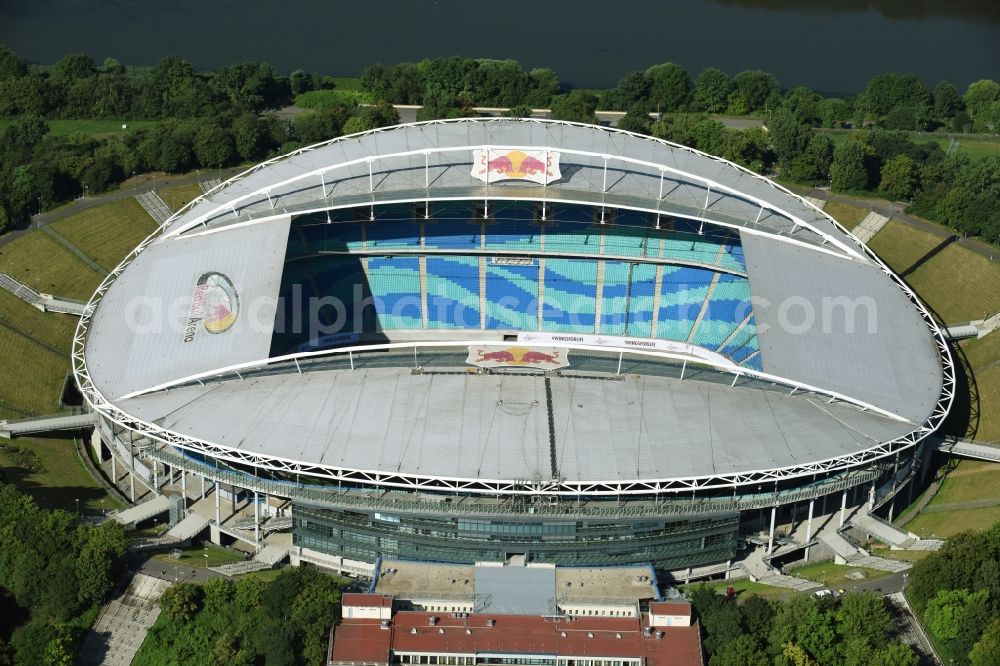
[366,256,422,329]
[484,262,539,330]
[542,259,597,333]
[274,203,763,366]
[426,256,481,329]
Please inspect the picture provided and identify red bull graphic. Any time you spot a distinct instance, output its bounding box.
[183,272,239,342]
[471,149,562,185]
[467,345,570,370]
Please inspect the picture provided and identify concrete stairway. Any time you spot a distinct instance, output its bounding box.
[135,191,174,225]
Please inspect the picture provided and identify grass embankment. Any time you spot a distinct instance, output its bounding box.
[0,231,103,300]
[786,561,893,589]
[904,460,1000,538]
[814,129,1000,162]
[868,219,1000,322]
[158,182,204,212]
[823,200,868,231]
[0,197,159,511]
[51,198,158,271]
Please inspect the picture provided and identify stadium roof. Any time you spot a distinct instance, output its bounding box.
[76,119,952,495]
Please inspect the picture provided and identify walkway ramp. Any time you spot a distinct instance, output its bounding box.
[0,272,42,305]
[113,494,170,526]
[208,559,274,577]
[938,437,1000,463]
[0,411,96,438]
[804,196,826,210]
[79,573,171,666]
[254,543,289,566]
[852,211,891,243]
[135,191,174,225]
[165,513,209,541]
[741,548,820,591]
[850,512,915,548]
[819,530,858,561]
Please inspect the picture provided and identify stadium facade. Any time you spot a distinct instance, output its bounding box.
[76,118,954,572]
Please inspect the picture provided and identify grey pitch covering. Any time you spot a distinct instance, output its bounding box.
[116,368,915,484]
[474,566,557,616]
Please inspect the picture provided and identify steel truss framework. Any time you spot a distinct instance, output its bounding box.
[72,122,955,499]
[165,118,863,261]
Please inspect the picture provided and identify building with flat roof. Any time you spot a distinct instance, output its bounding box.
[328,593,701,666]
[78,118,953,572]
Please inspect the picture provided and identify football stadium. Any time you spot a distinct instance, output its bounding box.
[75,118,954,572]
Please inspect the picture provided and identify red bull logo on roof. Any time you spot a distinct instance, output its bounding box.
[467,345,570,370]
[471,149,561,185]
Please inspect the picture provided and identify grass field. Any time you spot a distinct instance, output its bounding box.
[683,579,791,601]
[0,435,121,512]
[815,130,1000,162]
[158,182,204,212]
[867,220,1000,322]
[0,231,103,301]
[905,504,1000,539]
[928,459,1000,504]
[0,117,159,138]
[0,290,77,352]
[152,541,245,569]
[786,561,892,589]
[823,200,869,231]
[51,198,158,271]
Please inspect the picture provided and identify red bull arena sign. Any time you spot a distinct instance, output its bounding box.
[183,272,239,342]
[471,149,561,185]
[467,345,570,370]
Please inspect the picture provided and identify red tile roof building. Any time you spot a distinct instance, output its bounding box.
[329,594,703,666]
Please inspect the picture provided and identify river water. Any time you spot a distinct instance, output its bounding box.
[1,0,997,94]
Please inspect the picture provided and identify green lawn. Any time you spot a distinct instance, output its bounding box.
[815,130,1000,162]
[824,200,869,231]
[0,117,158,138]
[0,435,121,512]
[0,290,77,352]
[0,326,73,417]
[972,364,1000,441]
[929,459,1000,504]
[683,578,791,601]
[152,541,245,569]
[0,231,103,300]
[51,198,158,271]
[158,182,204,213]
[867,220,1000,322]
[786,561,893,589]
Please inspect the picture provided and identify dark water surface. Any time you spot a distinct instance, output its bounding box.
[1,0,997,93]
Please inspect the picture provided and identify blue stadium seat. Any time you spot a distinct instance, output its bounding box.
[626,263,657,338]
[599,261,630,335]
[542,259,596,333]
[485,203,541,252]
[366,257,422,330]
[484,262,538,330]
[656,266,714,342]
[424,203,481,250]
[690,274,753,349]
[426,256,481,329]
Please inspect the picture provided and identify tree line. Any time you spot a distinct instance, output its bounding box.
[133,565,342,666]
[688,583,919,666]
[1,46,998,243]
[0,483,128,665]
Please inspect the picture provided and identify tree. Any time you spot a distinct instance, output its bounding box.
[194,123,235,168]
[740,595,773,637]
[74,520,128,606]
[924,588,991,662]
[289,69,316,95]
[42,625,73,666]
[933,81,964,120]
[964,79,1000,118]
[731,70,779,113]
[52,53,97,82]
[778,642,816,666]
[870,642,919,666]
[215,62,285,111]
[610,70,652,112]
[819,98,852,128]
[525,67,561,108]
[701,601,745,656]
[787,133,834,183]
[0,46,27,80]
[783,87,823,125]
[836,592,893,649]
[232,112,264,161]
[160,583,203,624]
[879,155,920,200]
[551,90,597,124]
[709,634,768,666]
[693,68,732,113]
[719,127,771,171]
[768,109,812,165]
[646,62,692,112]
[860,73,930,118]
[969,617,1000,666]
[830,139,876,191]
[617,106,651,135]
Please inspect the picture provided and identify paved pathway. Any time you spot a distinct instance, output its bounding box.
[79,573,170,666]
